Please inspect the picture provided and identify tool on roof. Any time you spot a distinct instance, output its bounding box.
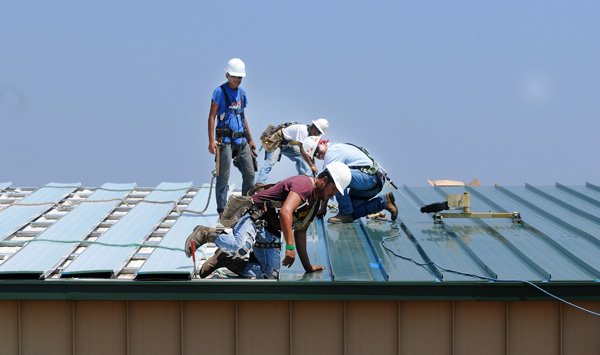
[378,164,398,190]
[420,192,522,225]
[191,242,198,278]
[215,143,221,177]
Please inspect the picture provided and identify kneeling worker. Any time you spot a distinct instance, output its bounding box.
[184,161,352,278]
[302,137,398,224]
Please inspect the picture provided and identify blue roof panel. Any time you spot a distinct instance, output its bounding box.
[0,183,80,241]
[279,219,334,282]
[136,184,218,279]
[0,182,598,286]
[0,183,136,279]
[61,182,191,278]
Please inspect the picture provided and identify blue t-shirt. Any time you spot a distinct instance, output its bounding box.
[323,143,373,168]
[212,84,248,145]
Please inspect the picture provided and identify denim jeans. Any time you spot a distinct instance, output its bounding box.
[215,214,281,279]
[255,144,311,184]
[215,142,255,212]
[336,169,385,219]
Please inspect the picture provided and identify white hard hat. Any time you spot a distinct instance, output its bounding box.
[325,162,351,195]
[302,136,321,159]
[312,118,329,134]
[225,58,246,77]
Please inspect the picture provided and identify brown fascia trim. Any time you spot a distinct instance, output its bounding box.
[0,280,598,301]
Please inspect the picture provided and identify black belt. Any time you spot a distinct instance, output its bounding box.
[216,128,246,139]
[254,242,281,249]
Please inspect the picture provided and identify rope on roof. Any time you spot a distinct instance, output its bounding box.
[381,235,600,318]
[0,170,218,216]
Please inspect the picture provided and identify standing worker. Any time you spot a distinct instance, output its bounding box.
[184,162,352,279]
[302,137,398,224]
[255,118,329,185]
[208,58,257,216]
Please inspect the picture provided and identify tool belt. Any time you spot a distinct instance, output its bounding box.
[347,167,384,200]
[348,165,379,175]
[216,127,246,140]
[252,203,282,234]
[254,241,281,249]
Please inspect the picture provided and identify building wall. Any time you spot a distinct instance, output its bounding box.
[0,300,598,355]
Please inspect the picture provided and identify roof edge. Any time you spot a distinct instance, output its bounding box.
[0,280,598,301]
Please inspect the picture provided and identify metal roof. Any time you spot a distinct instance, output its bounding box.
[0,181,599,301]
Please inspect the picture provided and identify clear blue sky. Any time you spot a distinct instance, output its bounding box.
[1,1,598,187]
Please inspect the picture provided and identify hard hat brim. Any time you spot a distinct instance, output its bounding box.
[334,181,346,196]
[227,71,246,78]
[312,120,324,134]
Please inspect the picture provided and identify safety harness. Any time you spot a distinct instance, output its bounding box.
[215,84,247,142]
[345,143,381,175]
[344,143,385,197]
[220,183,320,249]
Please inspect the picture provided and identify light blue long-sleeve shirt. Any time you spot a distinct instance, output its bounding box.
[323,143,372,168]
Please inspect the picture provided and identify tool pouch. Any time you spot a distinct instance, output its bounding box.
[260,125,284,152]
[219,195,257,228]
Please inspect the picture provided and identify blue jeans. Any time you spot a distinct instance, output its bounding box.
[336,169,385,219]
[215,214,281,279]
[215,142,255,212]
[255,144,311,184]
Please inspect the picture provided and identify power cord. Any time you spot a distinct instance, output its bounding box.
[0,171,217,216]
[381,235,600,318]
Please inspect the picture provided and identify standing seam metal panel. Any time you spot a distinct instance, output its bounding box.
[0,183,136,278]
[435,186,547,281]
[325,216,385,282]
[279,218,335,281]
[469,186,600,281]
[0,183,80,241]
[401,186,483,281]
[61,182,191,278]
[136,184,217,279]
[496,185,600,274]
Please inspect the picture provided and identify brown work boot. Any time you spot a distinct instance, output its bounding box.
[327,214,354,223]
[184,225,220,257]
[199,249,247,278]
[386,192,398,221]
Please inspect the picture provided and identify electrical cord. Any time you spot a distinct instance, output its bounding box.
[381,235,600,318]
[0,171,217,216]
[0,238,186,253]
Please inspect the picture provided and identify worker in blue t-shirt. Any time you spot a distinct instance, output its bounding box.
[302,137,398,224]
[208,58,257,216]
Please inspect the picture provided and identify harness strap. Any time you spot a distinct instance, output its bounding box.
[218,84,246,139]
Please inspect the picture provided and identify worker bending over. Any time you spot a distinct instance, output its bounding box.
[208,58,256,216]
[184,162,352,279]
[255,118,329,185]
[302,137,398,224]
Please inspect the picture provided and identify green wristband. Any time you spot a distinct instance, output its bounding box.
[286,244,295,251]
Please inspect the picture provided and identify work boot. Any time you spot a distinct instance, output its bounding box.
[386,192,398,221]
[327,214,354,224]
[199,249,248,278]
[184,225,220,257]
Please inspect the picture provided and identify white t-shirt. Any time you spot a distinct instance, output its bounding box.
[282,124,309,143]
